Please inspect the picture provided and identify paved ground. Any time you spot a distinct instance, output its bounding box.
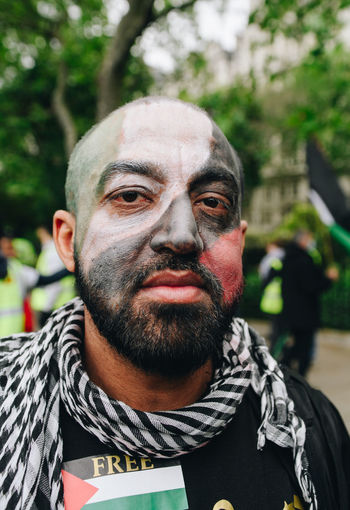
[249,320,350,432]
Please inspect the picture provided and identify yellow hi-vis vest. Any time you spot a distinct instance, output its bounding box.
[31,250,76,312]
[260,258,283,315]
[0,260,25,337]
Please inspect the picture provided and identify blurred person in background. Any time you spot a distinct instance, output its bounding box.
[12,235,37,331]
[258,240,287,357]
[281,230,338,376]
[0,229,70,337]
[31,225,76,328]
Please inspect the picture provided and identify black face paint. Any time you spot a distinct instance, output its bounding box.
[210,122,244,199]
[75,249,243,377]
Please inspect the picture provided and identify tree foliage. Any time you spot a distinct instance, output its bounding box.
[250,0,350,47]
[283,44,350,175]
[252,1,350,177]
[1,0,269,234]
[0,0,197,233]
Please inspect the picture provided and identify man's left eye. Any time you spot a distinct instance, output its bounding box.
[203,197,220,208]
[196,194,229,212]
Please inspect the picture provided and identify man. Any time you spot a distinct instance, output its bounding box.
[31,225,76,328]
[281,230,338,376]
[0,97,349,510]
[259,240,286,357]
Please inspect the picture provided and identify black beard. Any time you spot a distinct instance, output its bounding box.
[75,251,243,377]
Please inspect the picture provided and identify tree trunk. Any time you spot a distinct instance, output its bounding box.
[96,0,155,121]
[52,61,78,158]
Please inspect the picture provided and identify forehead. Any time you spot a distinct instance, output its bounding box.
[112,102,214,183]
[121,101,211,151]
[74,101,240,218]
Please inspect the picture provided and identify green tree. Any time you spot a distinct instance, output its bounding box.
[1,0,270,234]
[0,0,199,232]
[284,44,350,176]
[250,1,350,177]
[250,0,350,48]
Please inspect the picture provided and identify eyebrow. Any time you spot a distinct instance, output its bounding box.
[96,160,164,197]
[96,160,240,198]
[188,164,239,193]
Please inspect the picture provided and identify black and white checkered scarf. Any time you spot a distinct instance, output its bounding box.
[0,298,317,509]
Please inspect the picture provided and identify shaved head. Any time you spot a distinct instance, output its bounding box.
[65,96,244,237]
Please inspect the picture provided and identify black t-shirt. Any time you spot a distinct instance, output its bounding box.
[61,388,306,510]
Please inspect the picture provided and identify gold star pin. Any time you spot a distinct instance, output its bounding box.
[283,496,304,510]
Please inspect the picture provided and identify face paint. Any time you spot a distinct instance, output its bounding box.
[67,111,126,249]
[74,98,245,372]
[199,228,244,306]
[79,101,243,296]
[78,101,213,267]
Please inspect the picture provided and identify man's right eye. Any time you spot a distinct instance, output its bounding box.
[109,189,151,206]
[120,191,139,202]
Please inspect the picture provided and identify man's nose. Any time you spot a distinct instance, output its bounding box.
[150,195,204,255]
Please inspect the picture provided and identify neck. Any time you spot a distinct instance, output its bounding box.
[83,308,213,412]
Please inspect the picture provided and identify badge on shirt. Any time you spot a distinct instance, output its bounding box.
[62,452,189,510]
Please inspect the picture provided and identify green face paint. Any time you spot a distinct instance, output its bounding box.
[66,110,125,250]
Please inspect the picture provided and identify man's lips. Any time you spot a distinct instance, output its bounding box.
[142,270,205,288]
[138,270,208,304]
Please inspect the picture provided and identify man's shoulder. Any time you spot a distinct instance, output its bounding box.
[0,300,82,381]
[0,330,38,346]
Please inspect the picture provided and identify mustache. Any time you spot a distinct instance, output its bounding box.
[119,255,223,299]
[79,250,223,302]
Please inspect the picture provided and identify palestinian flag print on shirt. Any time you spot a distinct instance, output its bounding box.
[62,452,188,510]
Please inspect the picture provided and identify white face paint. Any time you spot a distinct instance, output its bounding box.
[119,102,212,180]
[79,101,213,270]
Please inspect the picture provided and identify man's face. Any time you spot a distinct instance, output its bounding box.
[75,100,246,375]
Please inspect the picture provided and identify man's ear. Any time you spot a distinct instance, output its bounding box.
[240,220,248,255]
[53,210,76,272]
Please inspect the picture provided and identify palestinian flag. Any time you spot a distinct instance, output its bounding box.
[306,139,350,252]
[62,453,189,510]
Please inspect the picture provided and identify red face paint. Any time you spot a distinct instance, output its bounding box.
[199,229,244,306]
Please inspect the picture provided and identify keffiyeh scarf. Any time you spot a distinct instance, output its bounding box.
[0,298,317,509]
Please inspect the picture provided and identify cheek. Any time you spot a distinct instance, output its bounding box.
[79,213,155,272]
[199,230,243,305]
[91,234,150,268]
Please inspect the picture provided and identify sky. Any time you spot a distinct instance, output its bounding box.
[195,0,251,51]
[107,0,251,73]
